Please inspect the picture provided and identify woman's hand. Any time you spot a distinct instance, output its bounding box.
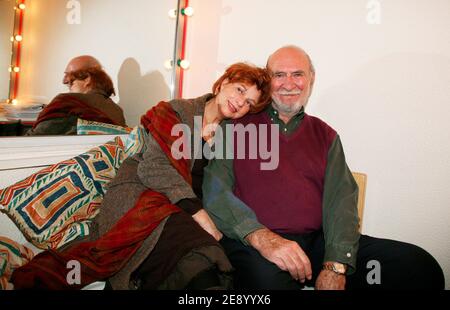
[192,209,223,241]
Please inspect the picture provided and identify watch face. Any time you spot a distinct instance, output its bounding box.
[324,262,346,275]
[333,263,346,274]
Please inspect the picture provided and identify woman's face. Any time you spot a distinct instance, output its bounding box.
[216,80,261,119]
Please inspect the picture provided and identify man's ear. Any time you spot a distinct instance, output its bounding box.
[309,72,315,91]
[83,75,92,90]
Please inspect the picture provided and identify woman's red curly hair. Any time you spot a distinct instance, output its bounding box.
[212,62,271,113]
[67,67,115,97]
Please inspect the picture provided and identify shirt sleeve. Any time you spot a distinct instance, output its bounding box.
[137,132,198,204]
[202,122,265,244]
[322,135,360,274]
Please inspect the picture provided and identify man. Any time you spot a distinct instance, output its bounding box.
[62,55,102,85]
[26,55,126,135]
[203,45,445,289]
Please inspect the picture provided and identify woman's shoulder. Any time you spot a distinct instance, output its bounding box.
[44,93,78,107]
[50,92,90,104]
[169,93,213,122]
[51,92,76,100]
[170,93,212,110]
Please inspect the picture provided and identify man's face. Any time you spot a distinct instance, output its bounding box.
[62,56,101,86]
[62,62,77,85]
[268,49,314,116]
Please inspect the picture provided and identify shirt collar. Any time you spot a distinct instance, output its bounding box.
[267,103,305,120]
[266,103,305,134]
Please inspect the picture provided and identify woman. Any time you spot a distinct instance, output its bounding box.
[26,67,126,136]
[11,62,271,290]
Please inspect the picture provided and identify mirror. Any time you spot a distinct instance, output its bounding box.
[0,0,16,101]
[0,0,185,136]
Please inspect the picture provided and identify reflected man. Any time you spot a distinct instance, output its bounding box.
[26,55,126,136]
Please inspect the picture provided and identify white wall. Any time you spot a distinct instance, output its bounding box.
[18,0,178,126]
[184,0,450,288]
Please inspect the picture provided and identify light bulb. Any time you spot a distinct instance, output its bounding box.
[10,36,14,42]
[168,9,177,19]
[178,59,190,70]
[12,99,18,105]
[15,35,23,42]
[181,7,194,17]
[164,59,173,70]
[13,67,20,72]
[18,3,26,10]
[8,67,12,72]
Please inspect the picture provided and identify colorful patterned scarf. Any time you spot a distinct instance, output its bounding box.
[11,101,187,289]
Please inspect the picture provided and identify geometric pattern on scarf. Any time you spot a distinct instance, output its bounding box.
[0,137,125,250]
[0,236,34,290]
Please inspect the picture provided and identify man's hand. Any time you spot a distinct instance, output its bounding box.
[192,209,223,241]
[315,269,346,290]
[245,228,312,283]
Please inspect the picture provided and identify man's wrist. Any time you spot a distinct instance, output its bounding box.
[322,261,347,275]
[245,228,270,249]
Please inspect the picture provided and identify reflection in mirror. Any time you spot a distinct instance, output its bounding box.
[0,0,180,137]
[0,0,16,101]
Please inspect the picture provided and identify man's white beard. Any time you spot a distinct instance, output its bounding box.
[272,97,305,118]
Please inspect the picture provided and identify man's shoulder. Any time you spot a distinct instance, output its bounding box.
[305,114,336,132]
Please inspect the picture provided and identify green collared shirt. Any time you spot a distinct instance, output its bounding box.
[203,104,360,273]
[267,105,305,135]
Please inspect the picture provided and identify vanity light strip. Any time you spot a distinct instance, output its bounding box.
[178,0,189,98]
[13,1,25,100]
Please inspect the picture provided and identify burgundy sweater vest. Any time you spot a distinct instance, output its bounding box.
[232,112,336,234]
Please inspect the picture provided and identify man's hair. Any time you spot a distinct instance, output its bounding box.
[266,45,316,74]
[212,62,272,113]
[66,67,115,97]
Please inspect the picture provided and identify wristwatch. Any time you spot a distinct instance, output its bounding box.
[322,262,347,275]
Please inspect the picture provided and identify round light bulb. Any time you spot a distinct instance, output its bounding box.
[15,35,23,42]
[18,3,26,10]
[179,59,190,70]
[181,7,194,17]
[168,9,177,19]
[12,99,18,105]
[164,59,173,70]
[13,67,20,73]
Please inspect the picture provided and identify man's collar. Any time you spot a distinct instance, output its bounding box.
[266,103,305,123]
[265,103,305,134]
